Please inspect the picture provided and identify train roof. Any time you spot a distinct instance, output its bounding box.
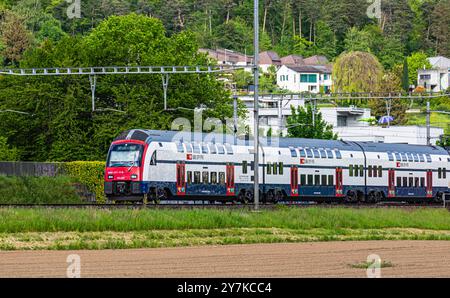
[114,129,449,155]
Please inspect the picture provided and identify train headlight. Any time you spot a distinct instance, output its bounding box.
[108,175,114,179]
[131,174,138,179]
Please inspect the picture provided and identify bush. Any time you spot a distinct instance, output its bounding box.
[0,175,82,204]
[63,161,106,203]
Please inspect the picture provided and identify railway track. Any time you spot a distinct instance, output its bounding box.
[0,201,448,210]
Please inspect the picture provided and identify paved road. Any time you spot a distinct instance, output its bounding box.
[1,241,450,277]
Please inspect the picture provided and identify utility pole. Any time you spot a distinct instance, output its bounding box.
[426,100,431,146]
[253,0,260,211]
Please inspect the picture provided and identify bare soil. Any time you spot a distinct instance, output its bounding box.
[1,241,450,278]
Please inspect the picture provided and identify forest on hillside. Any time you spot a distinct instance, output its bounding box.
[0,0,449,69]
[0,0,449,161]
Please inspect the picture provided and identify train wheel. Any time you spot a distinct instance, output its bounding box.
[275,191,284,204]
[345,190,358,203]
[266,190,275,204]
[367,192,376,204]
[238,191,249,204]
[142,194,149,205]
[245,190,254,204]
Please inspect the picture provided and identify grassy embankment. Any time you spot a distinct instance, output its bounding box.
[0,207,450,250]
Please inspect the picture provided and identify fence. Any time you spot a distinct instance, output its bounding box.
[0,162,64,177]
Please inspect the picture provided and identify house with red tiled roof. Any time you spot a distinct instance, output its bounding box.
[259,51,282,72]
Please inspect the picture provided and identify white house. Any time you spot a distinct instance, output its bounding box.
[417,56,450,92]
[237,94,443,145]
[277,65,332,93]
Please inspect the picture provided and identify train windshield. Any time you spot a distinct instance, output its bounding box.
[108,143,144,167]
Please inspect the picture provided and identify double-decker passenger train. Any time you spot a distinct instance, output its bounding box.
[104,129,450,204]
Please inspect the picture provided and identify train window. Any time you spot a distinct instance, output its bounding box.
[397,177,402,187]
[194,171,201,184]
[279,163,284,175]
[242,161,248,174]
[307,175,313,185]
[438,168,442,179]
[328,175,334,186]
[353,165,358,177]
[202,171,209,184]
[306,149,313,158]
[407,153,414,162]
[387,152,394,161]
[208,143,217,154]
[373,166,378,178]
[290,147,297,157]
[225,143,233,155]
[426,154,432,163]
[378,166,383,178]
[368,166,372,177]
[326,149,333,159]
[419,154,425,162]
[299,149,306,158]
[187,171,192,184]
[395,152,401,161]
[273,163,278,175]
[150,151,157,166]
[349,165,354,177]
[321,175,327,186]
[415,177,419,188]
[216,144,224,154]
[201,143,209,154]
[403,177,408,187]
[267,163,272,175]
[315,175,320,186]
[400,153,407,162]
[219,172,226,185]
[176,142,184,153]
[335,150,342,159]
[193,143,201,154]
[211,172,218,184]
[421,177,425,187]
[313,149,320,159]
[413,154,419,162]
[185,143,193,153]
[409,177,413,187]
[359,165,364,177]
[444,168,447,179]
[300,175,306,186]
[319,149,327,159]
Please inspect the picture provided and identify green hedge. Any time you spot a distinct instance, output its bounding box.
[0,175,83,204]
[63,161,106,203]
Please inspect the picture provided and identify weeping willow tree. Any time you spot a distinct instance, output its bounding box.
[332,51,384,93]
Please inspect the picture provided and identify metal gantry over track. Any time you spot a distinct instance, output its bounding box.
[0,65,246,112]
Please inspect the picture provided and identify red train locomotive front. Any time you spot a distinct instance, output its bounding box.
[104,140,148,201]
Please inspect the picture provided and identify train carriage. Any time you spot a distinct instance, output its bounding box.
[104,129,450,204]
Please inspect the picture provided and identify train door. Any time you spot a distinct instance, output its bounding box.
[226,163,235,196]
[290,166,299,197]
[335,168,343,197]
[176,162,186,196]
[426,170,433,198]
[388,169,396,198]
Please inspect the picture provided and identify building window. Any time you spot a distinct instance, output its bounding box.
[300,74,318,83]
[337,116,348,127]
[420,74,431,80]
